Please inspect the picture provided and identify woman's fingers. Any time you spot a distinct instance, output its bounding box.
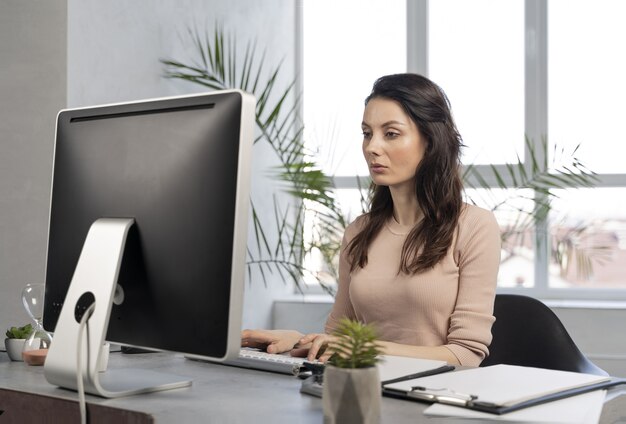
[297,334,316,347]
[242,340,267,349]
[289,347,309,357]
[242,329,306,354]
[266,339,295,354]
[241,329,272,344]
[306,334,332,362]
[318,350,334,363]
[296,333,338,361]
[241,331,272,350]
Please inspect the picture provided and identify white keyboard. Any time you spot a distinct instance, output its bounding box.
[226,348,309,375]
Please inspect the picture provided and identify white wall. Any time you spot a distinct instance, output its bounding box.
[0,0,67,330]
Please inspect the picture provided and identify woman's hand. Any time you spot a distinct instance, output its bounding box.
[240,329,304,354]
[296,333,339,362]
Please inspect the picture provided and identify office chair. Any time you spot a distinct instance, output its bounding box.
[481,294,608,376]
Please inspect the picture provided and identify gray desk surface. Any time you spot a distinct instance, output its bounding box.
[1,350,625,423]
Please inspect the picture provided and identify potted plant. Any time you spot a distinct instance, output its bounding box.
[322,318,382,424]
[4,324,33,361]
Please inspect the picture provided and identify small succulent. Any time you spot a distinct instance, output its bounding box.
[5,324,33,339]
[328,318,382,369]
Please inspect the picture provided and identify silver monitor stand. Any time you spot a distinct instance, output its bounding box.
[44,218,191,398]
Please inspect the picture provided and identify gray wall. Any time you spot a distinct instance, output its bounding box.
[0,0,67,329]
[0,0,297,333]
[552,306,626,378]
[66,0,298,330]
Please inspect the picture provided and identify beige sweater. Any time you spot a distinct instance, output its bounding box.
[325,203,501,366]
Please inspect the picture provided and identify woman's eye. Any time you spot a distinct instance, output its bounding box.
[386,131,399,138]
[362,131,372,139]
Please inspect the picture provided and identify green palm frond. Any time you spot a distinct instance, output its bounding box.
[161,25,340,292]
[465,137,597,225]
[464,136,602,280]
[551,219,613,281]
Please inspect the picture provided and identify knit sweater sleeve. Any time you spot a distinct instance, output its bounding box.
[444,206,501,366]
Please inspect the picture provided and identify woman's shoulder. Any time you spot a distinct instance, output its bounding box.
[459,202,497,226]
[344,213,369,241]
[458,203,500,240]
[454,203,501,266]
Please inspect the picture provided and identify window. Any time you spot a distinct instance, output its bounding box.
[300,0,406,290]
[300,0,626,299]
[548,0,626,174]
[429,0,525,165]
[546,0,626,295]
[302,0,406,177]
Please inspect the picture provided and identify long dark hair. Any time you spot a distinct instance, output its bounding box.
[347,73,463,274]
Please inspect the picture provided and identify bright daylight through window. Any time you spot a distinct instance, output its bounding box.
[301,0,406,290]
[301,0,626,299]
[547,0,626,292]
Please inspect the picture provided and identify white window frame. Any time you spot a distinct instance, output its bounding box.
[297,0,626,301]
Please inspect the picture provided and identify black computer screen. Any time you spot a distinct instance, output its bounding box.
[43,91,251,359]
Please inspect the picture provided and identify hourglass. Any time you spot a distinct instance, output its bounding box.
[21,283,53,365]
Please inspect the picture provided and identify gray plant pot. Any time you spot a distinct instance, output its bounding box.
[322,364,381,424]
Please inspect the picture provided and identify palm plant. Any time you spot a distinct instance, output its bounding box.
[162,25,604,289]
[551,218,613,282]
[464,137,605,280]
[161,26,345,292]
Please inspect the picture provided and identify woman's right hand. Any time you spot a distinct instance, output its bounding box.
[297,333,338,362]
[240,329,304,354]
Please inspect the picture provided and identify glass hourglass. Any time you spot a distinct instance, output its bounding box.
[21,283,53,365]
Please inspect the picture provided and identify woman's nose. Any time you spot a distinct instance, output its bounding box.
[364,134,382,156]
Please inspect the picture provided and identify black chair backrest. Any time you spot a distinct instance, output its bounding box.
[481,294,607,376]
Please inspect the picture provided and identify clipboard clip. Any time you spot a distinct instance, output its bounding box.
[409,386,478,407]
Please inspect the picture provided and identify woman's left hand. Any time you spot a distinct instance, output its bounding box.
[295,333,339,362]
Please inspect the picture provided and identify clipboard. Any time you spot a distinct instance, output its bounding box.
[382,364,626,415]
[299,355,455,398]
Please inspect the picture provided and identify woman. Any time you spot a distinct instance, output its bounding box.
[242,73,501,367]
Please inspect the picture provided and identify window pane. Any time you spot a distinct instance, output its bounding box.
[549,188,626,289]
[302,188,368,288]
[429,0,525,165]
[334,187,369,223]
[464,188,536,288]
[303,0,406,176]
[548,0,626,173]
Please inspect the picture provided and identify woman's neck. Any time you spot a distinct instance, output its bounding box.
[389,185,422,226]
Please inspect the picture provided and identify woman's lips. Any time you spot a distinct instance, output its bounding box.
[370,164,386,173]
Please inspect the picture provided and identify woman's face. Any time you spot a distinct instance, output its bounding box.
[362,97,426,191]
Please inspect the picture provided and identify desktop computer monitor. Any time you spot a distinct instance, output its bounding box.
[42,90,255,397]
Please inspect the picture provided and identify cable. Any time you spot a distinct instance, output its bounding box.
[77,303,96,424]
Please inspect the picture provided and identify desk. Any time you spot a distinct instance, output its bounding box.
[1,351,625,423]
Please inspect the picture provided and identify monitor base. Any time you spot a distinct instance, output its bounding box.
[97,368,191,397]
